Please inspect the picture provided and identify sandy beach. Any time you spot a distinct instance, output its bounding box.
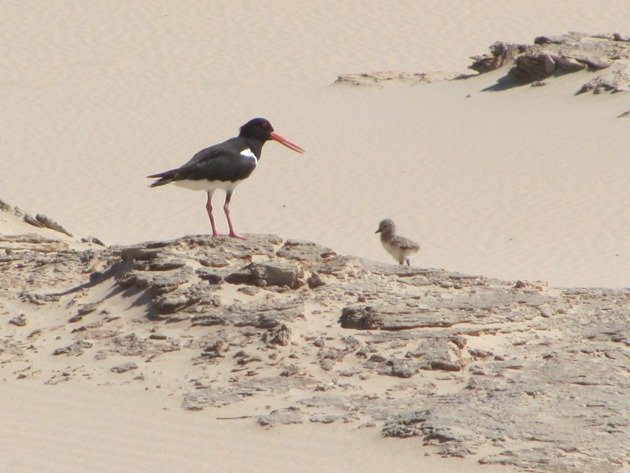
[1,1,629,472]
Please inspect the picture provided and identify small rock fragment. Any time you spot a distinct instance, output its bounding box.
[9,313,27,327]
[307,272,326,289]
[111,362,138,373]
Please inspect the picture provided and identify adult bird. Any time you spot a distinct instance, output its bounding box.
[147,118,304,239]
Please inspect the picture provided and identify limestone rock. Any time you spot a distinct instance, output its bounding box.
[53,340,93,356]
[340,305,471,330]
[306,271,325,289]
[265,324,291,346]
[111,362,138,373]
[576,64,630,94]
[9,314,27,327]
[2,201,628,472]
[469,41,528,73]
[258,407,304,426]
[276,240,336,261]
[226,262,303,288]
[23,213,74,237]
[471,32,630,95]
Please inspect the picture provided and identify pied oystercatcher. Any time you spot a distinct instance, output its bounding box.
[148,118,304,239]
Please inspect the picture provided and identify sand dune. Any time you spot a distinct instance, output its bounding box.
[2,2,629,287]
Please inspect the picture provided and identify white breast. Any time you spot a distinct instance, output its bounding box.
[240,148,257,163]
[174,179,243,192]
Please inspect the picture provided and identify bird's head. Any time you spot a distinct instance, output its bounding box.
[375,219,396,234]
[239,118,304,154]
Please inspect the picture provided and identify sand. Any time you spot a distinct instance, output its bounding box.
[2,0,630,288]
[4,382,512,473]
[1,1,629,471]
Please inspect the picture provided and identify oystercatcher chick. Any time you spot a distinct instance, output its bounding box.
[375,219,420,266]
[147,118,304,239]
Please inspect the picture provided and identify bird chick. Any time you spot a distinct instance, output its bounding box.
[375,219,420,266]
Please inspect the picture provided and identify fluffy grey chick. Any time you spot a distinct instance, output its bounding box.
[375,219,420,266]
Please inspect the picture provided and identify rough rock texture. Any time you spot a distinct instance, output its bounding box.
[1,199,75,237]
[1,203,629,473]
[470,32,630,94]
[333,33,630,97]
[334,71,463,87]
[469,42,529,73]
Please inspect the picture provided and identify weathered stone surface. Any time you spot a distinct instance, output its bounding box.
[469,41,528,73]
[77,301,102,316]
[249,262,303,287]
[576,64,630,94]
[111,361,138,373]
[280,364,300,377]
[382,411,429,438]
[258,407,304,426]
[9,314,27,326]
[306,271,325,289]
[23,213,74,237]
[265,324,291,346]
[534,35,566,45]
[152,294,192,314]
[116,267,194,294]
[53,339,94,356]
[225,262,303,288]
[386,359,422,378]
[119,246,164,262]
[173,234,282,259]
[276,240,336,261]
[309,413,345,424]
[146,258,188,271]
[312,255,353,275]
[191,300,304,328]
[182,388,250,410]
[340,305,472,330]
[334,71,461,87]
[406,338,464,371]
[470,32,630,96]
[195,268,226,284]
[2,200,629,472]
[112,333,146,356]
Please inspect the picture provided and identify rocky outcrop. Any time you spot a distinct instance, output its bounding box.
[0,198,80,239]
[471,32,630,94]
[2,203,628,473]
[334,32,630,96]
[469,41,529,73]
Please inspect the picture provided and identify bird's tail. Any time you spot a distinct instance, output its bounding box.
[147,170,178,187]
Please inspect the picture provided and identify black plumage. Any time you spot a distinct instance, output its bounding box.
[147,118,303,239]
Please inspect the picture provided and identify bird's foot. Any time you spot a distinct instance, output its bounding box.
[228,231,246,240]
[211,232,229,237]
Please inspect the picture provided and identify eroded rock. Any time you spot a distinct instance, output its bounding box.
[258,407,304,426]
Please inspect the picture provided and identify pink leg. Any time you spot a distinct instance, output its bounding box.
[223,191,246,239]
[205,191,225,237]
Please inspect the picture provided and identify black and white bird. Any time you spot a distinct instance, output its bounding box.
[147,118,304,239]
[375,219,420,266]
